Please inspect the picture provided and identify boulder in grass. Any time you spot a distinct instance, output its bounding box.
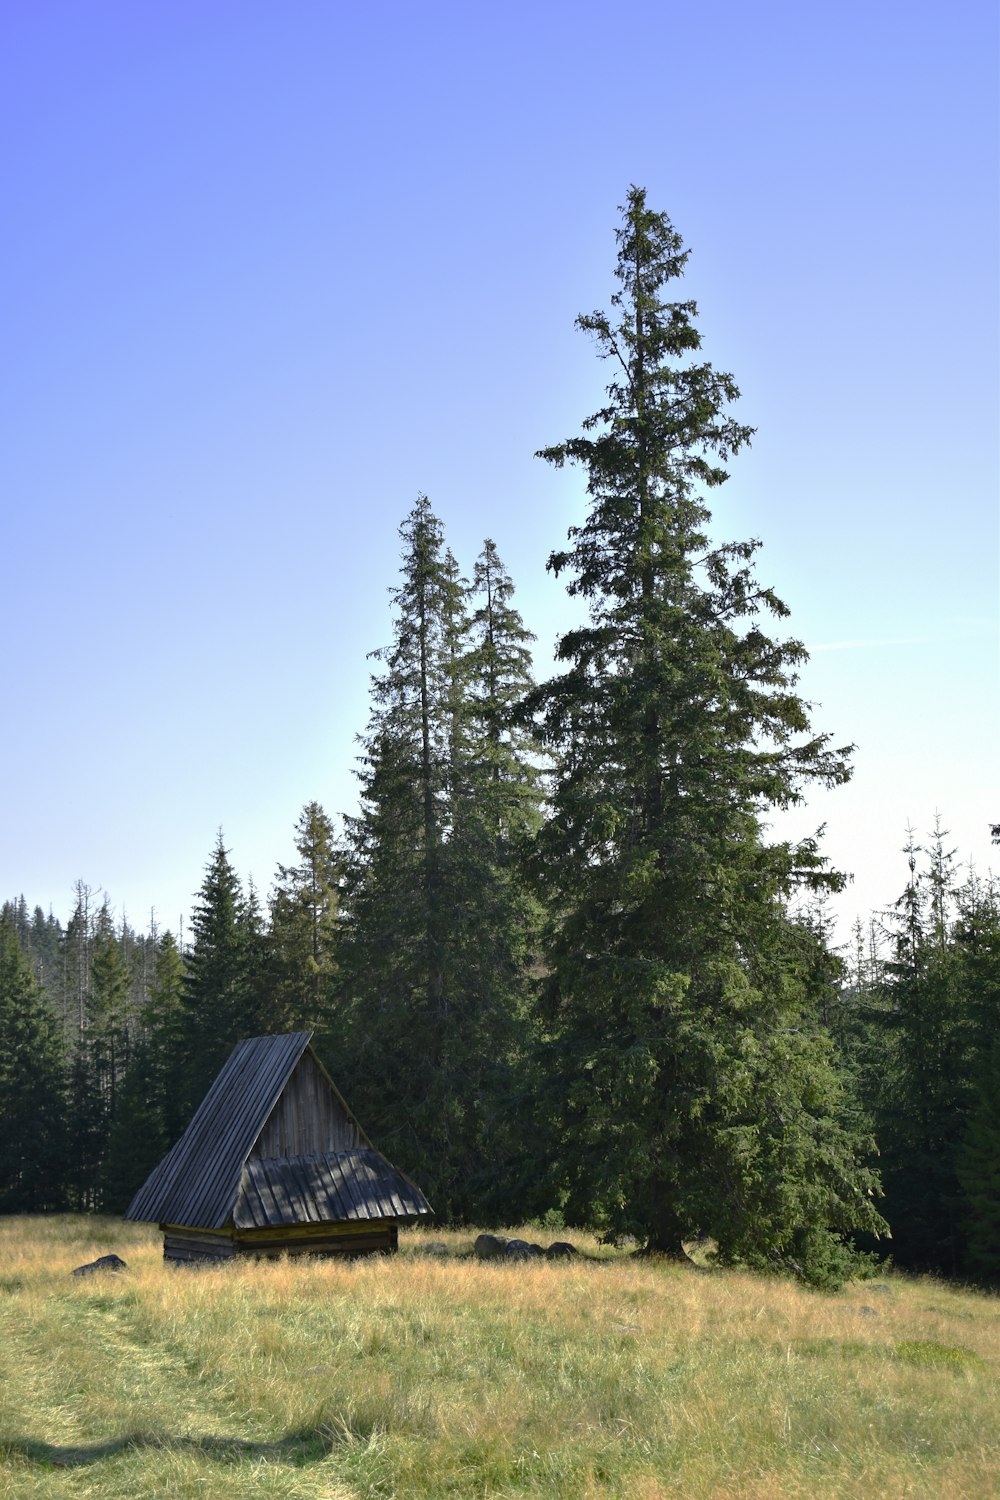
[72,1254,127,1277]
[505,1239,545,1261]
[474,1233,509,1261]
[545,1241,579,1260]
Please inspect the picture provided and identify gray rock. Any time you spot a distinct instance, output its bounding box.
[505,1239,545,1261]
[473,1233,509,1261]
[858,1305,879,1317]
[545,1241,579,1260]
[420,1241,450,1257]
[72,1254,127,1277]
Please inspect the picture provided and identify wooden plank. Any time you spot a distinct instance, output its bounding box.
[305,1155,338,1223]
[278,1154,312,1224]
[250,1051,364,1160]
[235,1217,388,1244]
[163,1229,236,1263]
[326,1151,364,1221]
[353,1153,387,1220]
[261,1157,294,1221]
[235,1164,267,1229]
[248,1158,282,1226]
[305,1048,374,1149]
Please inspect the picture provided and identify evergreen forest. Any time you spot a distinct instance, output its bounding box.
[2,190,997,1289]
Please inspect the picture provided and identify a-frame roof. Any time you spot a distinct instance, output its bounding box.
[125,1032,430,1231]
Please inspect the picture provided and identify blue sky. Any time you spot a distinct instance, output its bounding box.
[2,1,997,943]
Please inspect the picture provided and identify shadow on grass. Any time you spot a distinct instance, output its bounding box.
[1,1424,354,1469]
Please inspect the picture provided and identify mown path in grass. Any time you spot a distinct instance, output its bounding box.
[1,1216,999,1500]
[0,1218,350,1499]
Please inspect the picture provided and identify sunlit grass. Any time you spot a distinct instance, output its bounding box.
[1,1215,998,1497]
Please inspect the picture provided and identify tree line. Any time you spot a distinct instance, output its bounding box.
[2,189,997,1287]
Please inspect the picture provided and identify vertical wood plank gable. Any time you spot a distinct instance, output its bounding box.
[250,1051,363,1160]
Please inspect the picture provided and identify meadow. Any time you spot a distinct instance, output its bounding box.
[0,1216,997,1500]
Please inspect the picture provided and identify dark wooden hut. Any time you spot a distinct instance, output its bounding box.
[125,1032,432,1262]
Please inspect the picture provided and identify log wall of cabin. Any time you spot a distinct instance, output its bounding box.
[250,1051,363,1159]
[161,1220,397,1263]
[235,1222,397,1258]
[161,1225,236,1262]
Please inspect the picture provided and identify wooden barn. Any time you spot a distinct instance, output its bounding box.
[125,1031,432,1262]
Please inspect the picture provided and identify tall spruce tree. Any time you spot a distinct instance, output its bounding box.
[530,188,885,1281]
[445,538,545,1219]
[340,497,462,1204]
[340,501,541,1219]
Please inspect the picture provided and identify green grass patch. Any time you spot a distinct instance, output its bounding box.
[893,1339,986,1369]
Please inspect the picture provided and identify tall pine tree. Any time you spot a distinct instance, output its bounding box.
[530,188,885,1281]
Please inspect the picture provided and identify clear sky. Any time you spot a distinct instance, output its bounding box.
[2,1,997,946]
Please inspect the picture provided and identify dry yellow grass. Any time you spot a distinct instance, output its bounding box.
[0,1215,998,1498]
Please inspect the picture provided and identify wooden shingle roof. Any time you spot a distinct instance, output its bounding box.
[235,1150,428,1228]
[125,1032,431,1231]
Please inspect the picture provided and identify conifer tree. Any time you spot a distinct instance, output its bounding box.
[0,913,68,1211]
[341,502,541,1219]
[444,538,545,1219]
[88,900,132,1119]
[62,880,97,1038]
[267,802,342,1033]
[467,539,543,839]
[340,498,466,1205]
[180,833,259,1113]
[959,1034,1000,1281]
[530,188,885,1280]
[100,1048,166,1212]
[953,868,1000,1077]
[869,854,1000,1279]
[870,826,977,1272]
[60,896,131,1207]
[101,928,188,1209]
[0,900,63,1016]
[143,929,188,1145]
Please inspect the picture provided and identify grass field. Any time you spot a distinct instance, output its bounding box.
[0,1216,997,1499]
